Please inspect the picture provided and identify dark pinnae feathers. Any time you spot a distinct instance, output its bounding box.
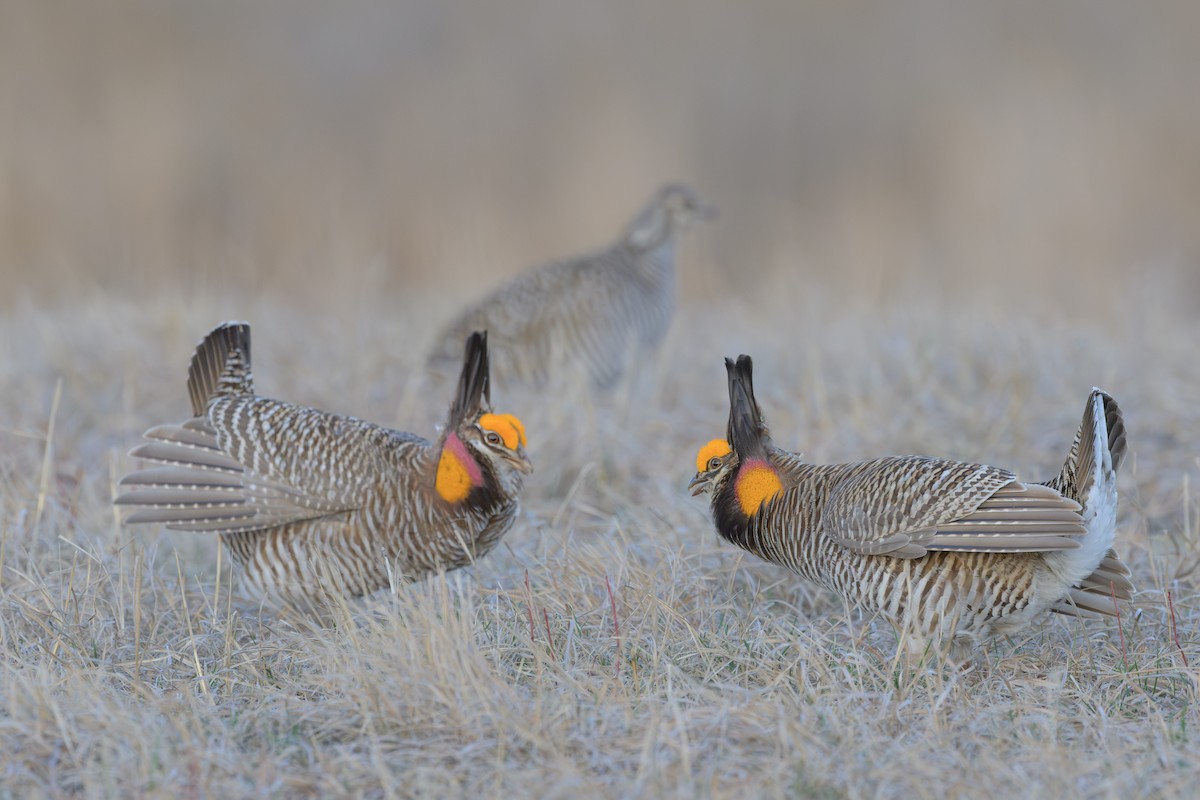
[449,331,492,427]
[736,355,768,440]
[723,357,739,447]
[187,322,253,417]
[725,355,768,461]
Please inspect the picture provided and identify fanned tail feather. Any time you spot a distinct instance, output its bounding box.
[1074,549,1135,597]
[1045,390,1134,616]
[188,322,253,416]
[1051,549,1134,618]
[1047,389,1127,504]
[1051,589,1122,619]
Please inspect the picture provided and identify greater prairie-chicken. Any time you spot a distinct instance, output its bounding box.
[692,356,1132,662]
[428,184,714,390]
[116,323,532,606]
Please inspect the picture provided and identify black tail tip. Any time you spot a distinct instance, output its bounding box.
[1092,388,1127,473]
[202,321,251,350]
[187,321,254,416]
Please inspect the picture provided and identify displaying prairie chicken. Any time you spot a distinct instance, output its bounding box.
[428,184,715,390]
[116,323,532,606]
[691,356,1132,662]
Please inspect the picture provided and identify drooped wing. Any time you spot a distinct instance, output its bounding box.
[822,456,1086,558]
[117,396,426,534]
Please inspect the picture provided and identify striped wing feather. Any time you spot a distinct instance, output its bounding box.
[117,397,424,534]
[824,456,1086,558]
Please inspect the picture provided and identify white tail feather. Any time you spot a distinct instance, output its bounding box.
[1046,390,1121,591]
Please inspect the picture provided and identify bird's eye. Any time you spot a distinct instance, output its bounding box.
[485,431,503,446]
[709,457,722,470]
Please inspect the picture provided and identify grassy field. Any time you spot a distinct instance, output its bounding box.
[4,1,1200,796]
[1,280,1198,798]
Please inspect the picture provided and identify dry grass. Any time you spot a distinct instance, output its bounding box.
[2,280,1198,798]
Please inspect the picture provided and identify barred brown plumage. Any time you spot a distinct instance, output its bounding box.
[428,184,714,390]
[694,356,1132,663]
[115,323,532,606]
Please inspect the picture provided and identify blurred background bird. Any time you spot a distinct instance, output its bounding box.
[427,183,714,392]
[698,355,1131,664]
[116,323,532,607]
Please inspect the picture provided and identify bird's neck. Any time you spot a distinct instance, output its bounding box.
[623,238,677,290]
[711,461,836,566]
[434,432,484,504]
[623,204,678,254]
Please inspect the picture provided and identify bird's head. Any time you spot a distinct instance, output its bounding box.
[658,183,717,228]
[625,183,716,250]
[688,438,736,497]
[436,332,533,505]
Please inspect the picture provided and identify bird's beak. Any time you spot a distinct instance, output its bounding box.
[695,201,718,223]
[506,448,534,475]
[687,472,709,496]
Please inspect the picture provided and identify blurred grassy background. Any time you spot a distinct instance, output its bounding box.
[3,0,1198,313]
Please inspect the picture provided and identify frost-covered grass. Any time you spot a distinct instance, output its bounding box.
[2,284,1197,798]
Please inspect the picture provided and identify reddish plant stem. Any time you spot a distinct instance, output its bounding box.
[606,574,621,679]
[1168,590,1189,668]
